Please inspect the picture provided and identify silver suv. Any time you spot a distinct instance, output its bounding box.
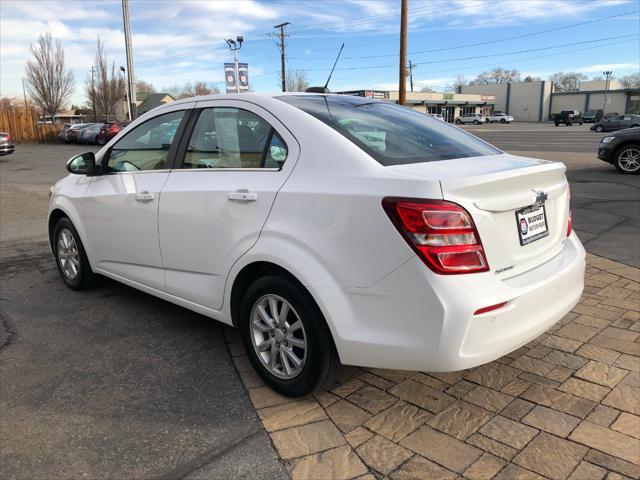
[455,113,488,125]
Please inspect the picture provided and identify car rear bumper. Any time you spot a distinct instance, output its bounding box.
[314,233,585,372]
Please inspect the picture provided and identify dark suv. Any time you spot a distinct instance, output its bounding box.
[96,121,130,145]
[553,110,583,126]
[597,127,640,174]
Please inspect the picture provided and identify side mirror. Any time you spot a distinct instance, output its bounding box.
[66,152,96,175]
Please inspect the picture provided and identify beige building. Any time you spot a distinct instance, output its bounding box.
[387,90,496,122]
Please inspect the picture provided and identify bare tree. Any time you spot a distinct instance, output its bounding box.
[24,32,75,118]
[619,73,640,89]
[470,67,520,85]
[548,72,587,92]
[86,38,125,117]
[285,70,309,92]
[420,86,435,93]
[523,75,542,82]
[136,79,155,95]
[165,82,219,99]
[194,81,219,96]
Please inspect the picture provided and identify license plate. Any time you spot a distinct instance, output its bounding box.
[516,203,549,246]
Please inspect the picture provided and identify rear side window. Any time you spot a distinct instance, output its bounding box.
[276,95,500,166]
[182,107,288,169]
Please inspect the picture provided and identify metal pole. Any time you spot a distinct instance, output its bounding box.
[91,66,98,122]
[398,0,408,105]
[234,48,240,94]
[122,0,136,119]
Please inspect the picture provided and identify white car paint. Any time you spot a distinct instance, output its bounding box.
[455,113,489,124]
[49,93,585,373]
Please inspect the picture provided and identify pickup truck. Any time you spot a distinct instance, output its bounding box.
[552,110,583,126]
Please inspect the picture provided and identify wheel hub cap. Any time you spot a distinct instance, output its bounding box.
[619,148,640,172]
[57,228,79,280]
[250,294,307,379]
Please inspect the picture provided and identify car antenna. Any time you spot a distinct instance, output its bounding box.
[305,43,344,94]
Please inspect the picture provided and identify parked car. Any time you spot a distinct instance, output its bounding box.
[96,121,130,145]
[63,123,92,143]
[552,110,583,126]
[57,124,73,141]
[597,127,640,174]
[454,113,488,125]
[488,113,514,124]
[582,110,603,123]
[49,93,585,396]
[591,114,640,133]
[427,113,444,121]
[77,123,104,144]
[0,131,15,155]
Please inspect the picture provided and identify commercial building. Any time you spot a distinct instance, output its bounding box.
[460,80,639,121]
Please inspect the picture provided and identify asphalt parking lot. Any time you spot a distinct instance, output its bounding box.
[1,125,639,479]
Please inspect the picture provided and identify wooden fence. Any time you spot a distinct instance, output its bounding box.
[0,108,60,144]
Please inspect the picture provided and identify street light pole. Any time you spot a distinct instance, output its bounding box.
[120,66,132,121]
[602,70,612,114]
[398,0,408,105]
[122,0,136,119]
[225,36,244,93]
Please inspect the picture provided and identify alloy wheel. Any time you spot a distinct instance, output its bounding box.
[57,228,80,280]
[617,147,640,173]
[250,294,307,379]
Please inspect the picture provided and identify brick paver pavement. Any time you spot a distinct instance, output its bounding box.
[226,253,640,480]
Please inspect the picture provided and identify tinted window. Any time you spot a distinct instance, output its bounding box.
[276,95,500,166]
[182,107,287,169]
[108,110,185,172]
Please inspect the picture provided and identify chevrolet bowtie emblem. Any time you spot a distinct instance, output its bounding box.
[533,190,548,204]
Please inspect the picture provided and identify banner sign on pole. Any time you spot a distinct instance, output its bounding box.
[225,63,249,93]
[224,63,236,93]
[238,63,249,91]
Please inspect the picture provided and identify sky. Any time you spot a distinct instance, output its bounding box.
[1,0,639,106]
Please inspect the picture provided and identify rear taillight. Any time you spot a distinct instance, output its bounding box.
[382,198,489,274]
[6,133,10,142]
[566,186,572,237]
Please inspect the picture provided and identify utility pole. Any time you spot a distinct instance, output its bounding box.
[602,70,612,114]
[21,77,28,110]
[274,22,290,92]
[91,66,97,122]
[120,66,132,121]
[122,0,136,120]
[398,0,408,105]
[407,60,416,92]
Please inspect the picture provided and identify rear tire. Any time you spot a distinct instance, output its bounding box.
[614,144,640,174]
[555,122,560,127]
[53,217,96,290]
[473,120,480,125]
[500,118,506,124]
[455,119,462,125]
[239,274,340,397]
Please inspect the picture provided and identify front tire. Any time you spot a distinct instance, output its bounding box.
[595,125,604,133]
[53,217,96,290]
[473,120,480,125]
[500,118,506,124]
[240,274,339,397]
[455,119,462,125]
[614,144,640,174]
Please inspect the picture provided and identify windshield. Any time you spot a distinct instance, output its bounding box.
[276,95,501,166]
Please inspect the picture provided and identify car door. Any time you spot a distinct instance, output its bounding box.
[158,100,299,310]
[82,103,193,290]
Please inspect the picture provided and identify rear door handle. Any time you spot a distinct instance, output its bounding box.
[228,191,258,202]
[135,191,155,202]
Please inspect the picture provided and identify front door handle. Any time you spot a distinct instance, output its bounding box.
[135,191,155,202]
[228,191,258,202]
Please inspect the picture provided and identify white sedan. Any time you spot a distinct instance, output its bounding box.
[489,113,514,124]
[454,113,488,125]
[49,93,585,396]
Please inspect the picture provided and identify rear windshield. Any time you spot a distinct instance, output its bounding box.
[276,95,501,166]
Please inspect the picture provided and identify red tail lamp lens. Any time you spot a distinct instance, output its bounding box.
[382,198,489,274]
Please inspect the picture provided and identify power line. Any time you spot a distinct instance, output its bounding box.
[288,9,638,60]
[287,34,639,73]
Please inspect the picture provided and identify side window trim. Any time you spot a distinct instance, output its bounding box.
[260,128,275,168]
[100,109,192,174]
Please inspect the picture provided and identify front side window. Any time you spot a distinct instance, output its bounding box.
[107,110,185,172]
[277,95,500,166]
[182,107,288,169]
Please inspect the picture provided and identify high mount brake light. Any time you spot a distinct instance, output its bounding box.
[382,198,489,274]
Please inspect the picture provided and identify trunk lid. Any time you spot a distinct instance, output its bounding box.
[388,154,570,278]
